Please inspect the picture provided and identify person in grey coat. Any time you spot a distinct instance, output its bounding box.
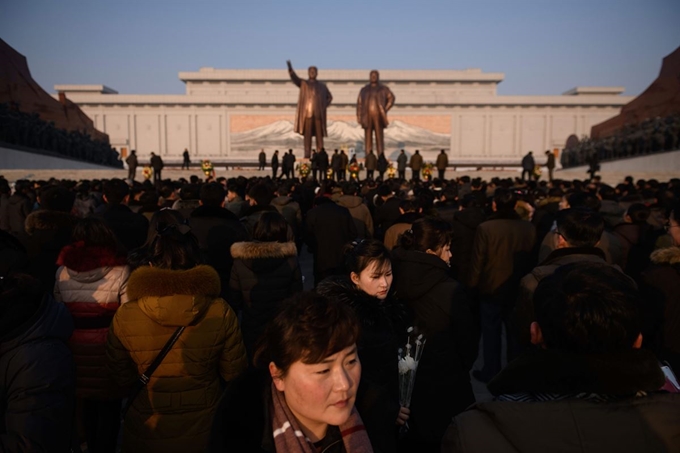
[397,149,407,179]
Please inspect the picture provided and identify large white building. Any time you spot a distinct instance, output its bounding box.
[54,67,632,163]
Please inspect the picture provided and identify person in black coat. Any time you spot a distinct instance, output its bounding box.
[305,196,357,285]
[229,212,302,361]
[189,183,249,301]
[150,152,164,186]
[317,239,409,452]
[96,178,149,253]
[271,150,280,179]
[391,217,478,452]
[318,148,329,180]
[0,273,76,452]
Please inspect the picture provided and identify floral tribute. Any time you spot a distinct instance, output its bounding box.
[296,162,310,179]
[422,163,434,181]
[348,162,360,180]
[142,166,153,180]
[387,163,396,179]
[533,165,543,180]
[201,160,215,177]
[398,326,426,428]
[327,168,334,180]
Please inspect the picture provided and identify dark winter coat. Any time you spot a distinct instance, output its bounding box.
[449,207,486,284]
[365,152,378,171]
[106,265,247,453]
[22,209,77,290]
[640,246,680,372]
[316,276,407,452]
[6,193,31,239]
[96,203,149,253]
[0,283,75,452]
[391,248,478,449]
[614,222,663,281]
[443,348,680,453]
[337,194,374,238]
[318,149,329,170]
[305,198,357,284]
[150,154,164,171]
[190,204,249,301]
[409,153,423,171]
[229,241,302,360]
[374,196,401,240]
[270,196,302,237]
[397,153,407,171]
[468,211,536,298]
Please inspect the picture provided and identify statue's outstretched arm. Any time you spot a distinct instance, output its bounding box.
[287,60,301,87]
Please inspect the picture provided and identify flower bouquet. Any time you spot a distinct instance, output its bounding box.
[387,163,396,179]
[422,163,434,181]
[348,162,360,180]
[142,166,153,180]
[327,168,334,180]
[398,327,426,433]
[296,162,310,179]
[201,160,215,177]
[533,165,542,181]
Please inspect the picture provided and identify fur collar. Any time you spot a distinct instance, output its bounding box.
[488,348,664,396]
[127,265,220,301]
[650,246,680,265]
[25,210,76,235]
[57,241,127,272]
[316,276,405,329]
[230,241,297,260]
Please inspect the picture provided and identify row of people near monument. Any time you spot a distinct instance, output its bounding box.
[265,148,449,182]
[0,102,122,167]
[1,172,680,452]
[561,113,680,168]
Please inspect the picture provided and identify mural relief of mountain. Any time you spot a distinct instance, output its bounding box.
[230,118,450,156]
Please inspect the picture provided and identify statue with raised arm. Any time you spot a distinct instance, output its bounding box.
[357,70,395,156]
[287,60,333,159]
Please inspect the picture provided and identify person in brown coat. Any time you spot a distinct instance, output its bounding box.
[409,150,423,182]
[106,210,247,452]
[469,189,536,382]
[443,263,680,453]
[436,149,449,180]
[364,149,378,180]
[337,182,374,239]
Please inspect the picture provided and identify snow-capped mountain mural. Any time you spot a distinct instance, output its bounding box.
[230,119,450,156]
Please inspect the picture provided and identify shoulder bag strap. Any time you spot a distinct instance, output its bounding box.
[120,325,186,420]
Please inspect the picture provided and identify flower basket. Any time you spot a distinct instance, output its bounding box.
[142,166,153,180]
[422,163,434,181]
[387,163,396,179]
[348,163,360,180]
[296,162,310,179]
[533,165,542,181]
[201,160,215,177]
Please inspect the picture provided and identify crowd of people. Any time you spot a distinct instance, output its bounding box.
[1,168,680,452]
[0,103,122,167]
[561,113,680,168]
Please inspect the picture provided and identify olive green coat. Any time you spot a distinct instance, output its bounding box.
[106,265,247,453]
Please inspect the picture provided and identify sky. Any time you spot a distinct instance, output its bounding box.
[1,0,679,97]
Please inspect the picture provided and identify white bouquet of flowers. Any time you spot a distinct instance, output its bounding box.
[398,327,426,409]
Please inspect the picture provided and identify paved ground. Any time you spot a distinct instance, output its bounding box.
[2,166,678,186]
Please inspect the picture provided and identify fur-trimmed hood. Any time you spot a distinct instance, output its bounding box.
[57,241,127,273]
[230,241,297,260]
[127,265,221,326]
[650,246,680,265]
[24,210,76,235]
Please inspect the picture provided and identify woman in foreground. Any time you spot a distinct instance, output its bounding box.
[209,292,374,453]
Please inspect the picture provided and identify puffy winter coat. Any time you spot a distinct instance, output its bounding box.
[54,241,130,398]
[105,265,247,453]
[337,194,374,238]
[1,280,75,453]
[229,241,302,360]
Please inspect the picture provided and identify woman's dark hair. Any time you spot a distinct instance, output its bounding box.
[253,211,290,243]
[399,217,452,253]
[254,291,360,376]
[71,217,118,250]
[344,239,391,277]
[141,209,201,270]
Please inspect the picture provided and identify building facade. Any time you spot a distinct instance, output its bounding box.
[55,67,632,164]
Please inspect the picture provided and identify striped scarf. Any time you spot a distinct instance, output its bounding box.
[270,382,373,453]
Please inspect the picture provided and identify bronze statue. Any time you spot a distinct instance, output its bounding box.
[287,60,333,159]
[357,70,395,155]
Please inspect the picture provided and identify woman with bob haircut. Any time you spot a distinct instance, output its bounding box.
[106,209,247,453]
[209,291,374,452]
[391,217,478,452]
[316,239,409,451]
[229,211,303,361]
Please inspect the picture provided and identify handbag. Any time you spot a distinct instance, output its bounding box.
[120,325,186,421]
